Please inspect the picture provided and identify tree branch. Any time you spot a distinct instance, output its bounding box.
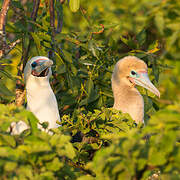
[57,2,63,33]
[0,0,11,34]
[16,0,40,106]
[50,0,55,30]
[0,0,20,59]
[49,0,55,59]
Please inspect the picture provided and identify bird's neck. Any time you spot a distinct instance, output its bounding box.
[26,75,51,93]
[112,78,144,123]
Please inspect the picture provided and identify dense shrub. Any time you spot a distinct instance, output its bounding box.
[0,0,180,179]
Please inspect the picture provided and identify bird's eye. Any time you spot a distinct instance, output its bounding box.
[130,70,137,77]
[31,62,37,68]
[131,70,136,75]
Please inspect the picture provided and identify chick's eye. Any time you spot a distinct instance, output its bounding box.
[131,70,136,76]
[31,62,37,68]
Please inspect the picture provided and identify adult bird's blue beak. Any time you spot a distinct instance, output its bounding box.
[31,59,53,76]
[133,72,160,97]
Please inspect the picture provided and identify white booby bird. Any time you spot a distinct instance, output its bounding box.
[11,56,60,134]
[111,56,160,124]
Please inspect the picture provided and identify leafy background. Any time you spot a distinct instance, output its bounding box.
[0,0,180,179]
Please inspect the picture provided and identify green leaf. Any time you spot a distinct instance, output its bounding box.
[63,50,72,63]
[11,1,24,10]
[69,0,80,12]
[167,30,180,50]
[79,80,99,106]
[17,165,33,179]
[0,82,14,96]
[120,36,128,45]
[88,40,99,58]
[45,157,63,171]
[0,69,14,80]
[4,162,17,172]
[155,12,164,35]
[77,176,94,180]
[148,148,167,166]
[27,112,39,134]
[136,29,146,46]
[0,134,16,147]
[31,32,41,49]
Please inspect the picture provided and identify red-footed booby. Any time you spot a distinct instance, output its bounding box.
[112,56,160,124]
[11,56,60,134]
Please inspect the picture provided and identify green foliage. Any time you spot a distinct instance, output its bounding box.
[0,0,180,179]
[0,104,179,179]
[0,104,79,179]
[87,105,180,179]
[69,0,80,12]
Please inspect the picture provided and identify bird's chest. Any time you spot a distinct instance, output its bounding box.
[126,98,144,123]
[116,92,144,123]
[26,88,60,128]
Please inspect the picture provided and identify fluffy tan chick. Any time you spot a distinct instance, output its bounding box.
[112,56,160,124]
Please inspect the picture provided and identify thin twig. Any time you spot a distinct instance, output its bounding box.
[49,0,55,59]
[65,157,96,177]
[50,0,55,30]
[0,39,21,59]
[90,24,104,39]
[57,2,63,33]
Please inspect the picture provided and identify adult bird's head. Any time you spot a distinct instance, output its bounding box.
[112,56,160,97]
[24,56,53,83]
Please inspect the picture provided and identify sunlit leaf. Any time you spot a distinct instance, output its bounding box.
[69,0,80,12]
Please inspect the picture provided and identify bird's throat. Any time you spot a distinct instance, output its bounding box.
[112,80,144,123]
